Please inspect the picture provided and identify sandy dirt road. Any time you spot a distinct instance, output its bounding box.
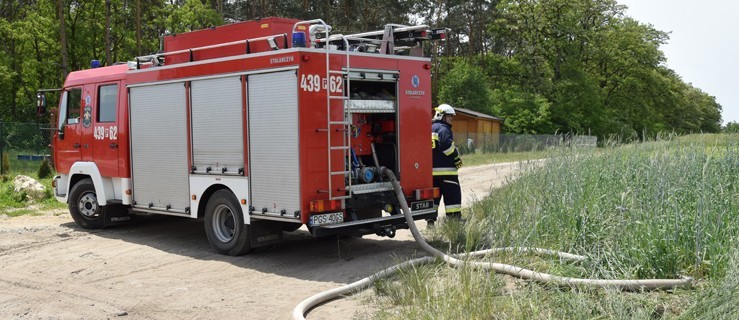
[0,162,530,320]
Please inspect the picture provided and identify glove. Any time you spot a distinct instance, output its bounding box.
[454,156,463,169]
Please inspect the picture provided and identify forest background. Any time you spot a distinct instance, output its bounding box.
[0,0,733,139]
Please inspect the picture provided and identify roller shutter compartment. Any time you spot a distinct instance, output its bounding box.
[129,82,190,213]
[248,71,300,216]
[190,76,244,175]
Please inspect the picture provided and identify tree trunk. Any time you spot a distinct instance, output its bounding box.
[57,0,69,80]
[105,0,112,65]
[136,0,142,56]
[10,39,18,118]
[211,0,222,14]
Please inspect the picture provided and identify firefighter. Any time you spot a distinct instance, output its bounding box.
[431,104,463,220]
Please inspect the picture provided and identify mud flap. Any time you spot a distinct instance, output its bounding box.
[103,205,135,227]
[249,220,284,247]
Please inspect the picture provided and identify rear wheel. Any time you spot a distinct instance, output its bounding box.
[204,190,252,255]
[68,178,105,229]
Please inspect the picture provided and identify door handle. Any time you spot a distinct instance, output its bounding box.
[109,143,118,149]
[73,143,81,149]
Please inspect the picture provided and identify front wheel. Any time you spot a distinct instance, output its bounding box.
[204,190,252,255]
[68,178,105,229]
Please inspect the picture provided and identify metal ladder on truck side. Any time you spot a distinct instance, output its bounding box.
[327,36,353,201]
[292,20,353,201]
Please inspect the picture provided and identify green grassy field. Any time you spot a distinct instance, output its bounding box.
[0,151,65,215]
[370,134,739,319]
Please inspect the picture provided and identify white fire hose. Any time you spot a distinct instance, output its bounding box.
[292,168,693,319]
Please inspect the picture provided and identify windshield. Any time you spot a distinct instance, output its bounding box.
[58,88,82,129]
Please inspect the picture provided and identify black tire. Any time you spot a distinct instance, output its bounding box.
[203,190,252,255]
[68,178,105,229]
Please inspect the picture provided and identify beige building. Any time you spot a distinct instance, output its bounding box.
[450,107,502,151]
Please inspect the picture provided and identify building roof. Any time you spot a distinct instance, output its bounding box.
[454,107,501,121]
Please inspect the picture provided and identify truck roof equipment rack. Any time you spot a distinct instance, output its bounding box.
[315,24,446,54]
[131,33,290,69]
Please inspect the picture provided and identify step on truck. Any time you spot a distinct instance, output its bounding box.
[38,17,445,255]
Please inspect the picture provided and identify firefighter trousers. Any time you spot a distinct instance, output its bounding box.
[433,175,462,219]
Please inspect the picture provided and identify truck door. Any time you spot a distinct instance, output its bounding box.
[78,85,96,162]
[54,87,83,172]
[90,82,120,177]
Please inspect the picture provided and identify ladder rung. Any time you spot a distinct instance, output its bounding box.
[330,146,350,150]
[331,171,350,176]
[329,70,348,75]
[329,96,349,100]
[329,196,351,200]
[329,121,350,125]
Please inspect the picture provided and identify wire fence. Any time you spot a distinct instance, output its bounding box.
[0,121,598,175]
[0,121,55,175]
[0,122,54,153]
[456,133,598,154]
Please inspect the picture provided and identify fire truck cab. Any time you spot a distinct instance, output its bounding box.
[43,18,445,255]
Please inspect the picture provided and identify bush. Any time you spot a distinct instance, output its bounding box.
[0,183,27,207]
[37,158,53,178]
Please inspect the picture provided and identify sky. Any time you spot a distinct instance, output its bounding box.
[617,0,739,125]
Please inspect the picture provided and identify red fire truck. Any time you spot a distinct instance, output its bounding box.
[39,18,445,255]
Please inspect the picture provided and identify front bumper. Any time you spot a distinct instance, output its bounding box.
[52,175,67,203]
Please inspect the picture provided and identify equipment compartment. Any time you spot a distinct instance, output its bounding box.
[346,76,399,187]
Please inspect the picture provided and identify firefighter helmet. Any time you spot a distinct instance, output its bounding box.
[433,104,456,121]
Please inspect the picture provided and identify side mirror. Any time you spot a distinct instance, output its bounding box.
[36,92,47,116]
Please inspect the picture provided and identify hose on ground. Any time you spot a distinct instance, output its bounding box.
[292,167,693,320]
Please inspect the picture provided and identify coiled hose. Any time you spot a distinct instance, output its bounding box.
[292,168,693,320]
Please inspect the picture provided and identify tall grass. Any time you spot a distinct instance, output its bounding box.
[484,136,739,280]
[370,134,739,319]
[678,244,739,319]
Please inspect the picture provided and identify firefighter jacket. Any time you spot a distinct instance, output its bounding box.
[432,120,460,176]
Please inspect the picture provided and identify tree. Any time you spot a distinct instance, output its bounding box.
[165,0,223,34]
[491,88,554,134]
[0,0,725,136]
[474,0,722,136]
[723,121,739,134]
[437,59,492,113]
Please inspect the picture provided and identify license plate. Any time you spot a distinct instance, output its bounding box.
[309,212,344,227]
[411,200,434,211]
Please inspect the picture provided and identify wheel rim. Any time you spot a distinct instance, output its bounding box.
[212,204,236,243]
[78,191,99,219]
